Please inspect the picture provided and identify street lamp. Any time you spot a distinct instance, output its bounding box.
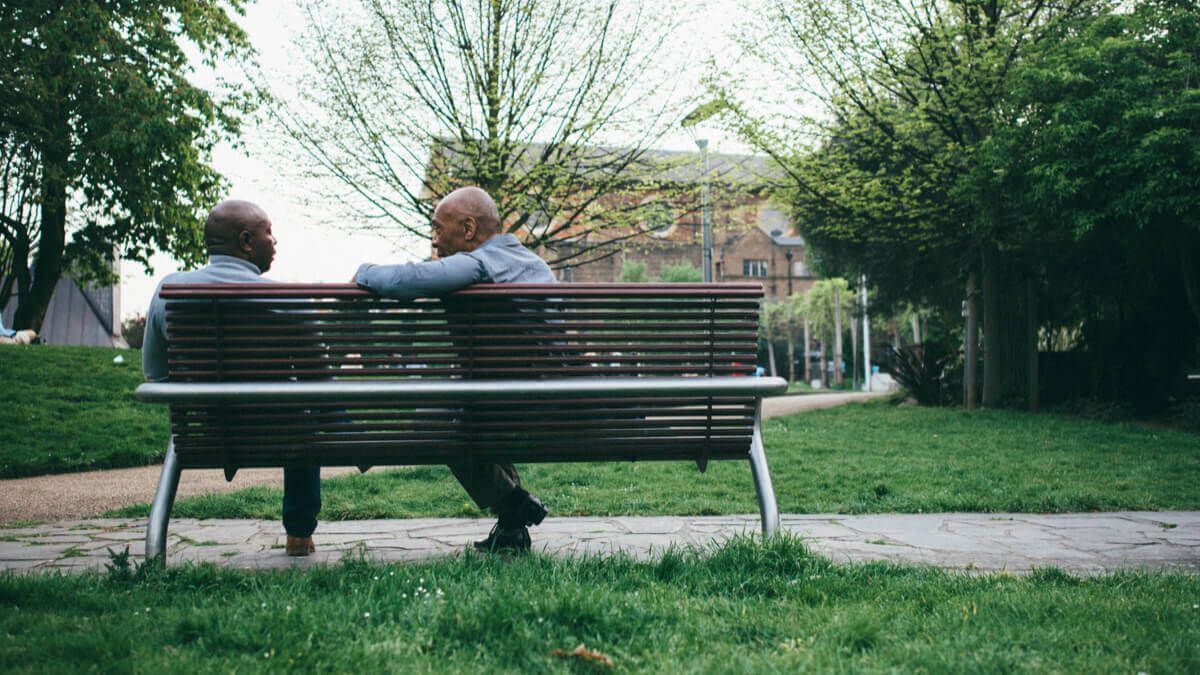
[784,249,794,297]
[695,138,713,282]
[682,101,723,284]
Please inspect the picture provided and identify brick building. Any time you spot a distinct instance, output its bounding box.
[425,142,816,300]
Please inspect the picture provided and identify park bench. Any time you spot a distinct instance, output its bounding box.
[135,282,787,561]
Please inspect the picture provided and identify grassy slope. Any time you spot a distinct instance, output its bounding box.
[0,345,165,478]
[1,537,1197,673]
[112,400,1200,519]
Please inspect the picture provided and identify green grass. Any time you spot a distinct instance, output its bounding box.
[0,345,166,478]
[1,536,1196,673]
[109,401,1200,520]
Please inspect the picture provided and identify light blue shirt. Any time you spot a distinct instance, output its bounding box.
[142,255,268,382]
[354,233,555,301]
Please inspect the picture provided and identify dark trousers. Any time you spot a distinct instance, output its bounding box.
[282,466,321,537]
[449,461,520,514]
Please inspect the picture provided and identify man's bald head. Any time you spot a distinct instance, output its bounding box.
[430,186,502,257]
[204,199,276,272]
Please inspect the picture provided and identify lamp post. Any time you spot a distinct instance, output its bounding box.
[784,250,794,297]
[695,138,713,282]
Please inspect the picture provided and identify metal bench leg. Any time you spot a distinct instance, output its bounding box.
[749,401,780,536]
[146,438,181,564]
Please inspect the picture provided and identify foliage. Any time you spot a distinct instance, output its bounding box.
[657,261,702,283]
[963,0,1200,409]
[112,401,1200,520]
[0,0,253,331]
[2,537,1198,672]
[121,315,147,350]
[270,0,686,268]
[800,277,853,343]
[888,344,953,406]
[617,259,649,282]
[725,0,1117,408]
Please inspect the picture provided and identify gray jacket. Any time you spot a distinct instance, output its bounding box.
[142,255,269,382]
[354,233,555,301]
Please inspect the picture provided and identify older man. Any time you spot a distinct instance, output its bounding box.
[143,200,322,557]
[354,186,554,552]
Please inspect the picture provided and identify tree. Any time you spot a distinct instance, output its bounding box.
[0,0,251,331]
[271,0,683,269]
[964,0,1200,408]
[724,0,1105,408]
[802,278,854,385]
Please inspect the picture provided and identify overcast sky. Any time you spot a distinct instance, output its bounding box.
[119,0,766,318]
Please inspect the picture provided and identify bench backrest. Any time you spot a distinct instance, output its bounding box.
[160,283,765,470]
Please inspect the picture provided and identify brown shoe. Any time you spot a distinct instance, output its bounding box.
[286,536,315,557]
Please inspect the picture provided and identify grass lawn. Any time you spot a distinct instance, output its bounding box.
[1,536,1197,673]
[109,400,1200,520]
[3,345,1197,518]
[0,345,165,478]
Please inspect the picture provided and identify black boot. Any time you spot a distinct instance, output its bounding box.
[473,488,548,553]
[473,522,532,553]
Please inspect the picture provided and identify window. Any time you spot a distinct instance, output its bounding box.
[743,259,768,277]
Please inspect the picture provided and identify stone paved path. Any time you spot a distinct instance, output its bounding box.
[2,511,1195,575]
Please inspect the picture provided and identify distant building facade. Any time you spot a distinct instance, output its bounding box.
[424,142,816,301]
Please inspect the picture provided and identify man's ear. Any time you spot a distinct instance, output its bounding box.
[462,217,478,241]
[238,230,254,253]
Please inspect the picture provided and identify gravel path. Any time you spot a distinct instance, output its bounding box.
[0,391,889,524]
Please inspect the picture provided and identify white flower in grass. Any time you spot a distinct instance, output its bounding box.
[286,605,293,612]
[364,612,371,619]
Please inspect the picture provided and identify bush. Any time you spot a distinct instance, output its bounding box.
[122,314,146,349]
[888,343,953,405]
[658,261,702,283]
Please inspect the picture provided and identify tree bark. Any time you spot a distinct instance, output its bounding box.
[803,315,812,384]
[833,286,843,386]
[13,144,67,332]
[787,333,796,384]
[850,311,859,390]
[911,314,921,345]
[981,247,1003,407]
[964,270,978,410]
[765,320,778,378]
[1027,276,1039,413]
[1181,244,1200,330]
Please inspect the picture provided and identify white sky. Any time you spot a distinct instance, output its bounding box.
[119,0,767,318]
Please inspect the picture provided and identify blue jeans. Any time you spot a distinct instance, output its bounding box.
[282,466,321,537]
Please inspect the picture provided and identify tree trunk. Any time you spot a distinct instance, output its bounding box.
[964,271,978,410]
[891,320,902,350]
[803,316,812,384]
[833,286,843,386]
[818,340,827,388]
[850,311,859,390]
[1181,244,1200,330]
[911,314,921,345]
[13,146,67,332]
[981,247,1003,407]
[787,333,796,384]
[765,322,778,378]
[1027,276,1039,413]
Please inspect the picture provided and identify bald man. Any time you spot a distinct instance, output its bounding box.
[354,186,555,552]
[142,200,322,557]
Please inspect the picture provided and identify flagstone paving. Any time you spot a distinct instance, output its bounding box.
[1,511,1196,575]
